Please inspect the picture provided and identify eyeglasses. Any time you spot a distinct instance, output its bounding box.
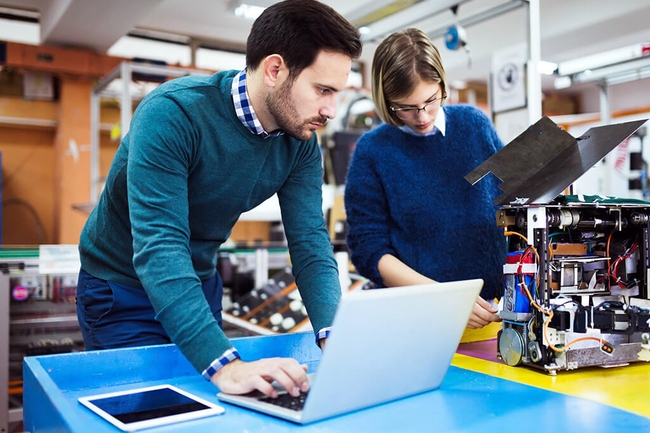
[389,94,446,120]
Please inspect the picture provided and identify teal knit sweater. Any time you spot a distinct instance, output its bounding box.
[345,105,506,299]
[79,70,340,373]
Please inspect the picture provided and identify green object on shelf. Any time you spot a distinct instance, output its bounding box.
[0,247,40,259]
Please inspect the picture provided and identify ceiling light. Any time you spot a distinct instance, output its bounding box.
[605,67,650,86]
[557,42,650,76]
[233,3,265,20]
[572,57,650,84]
[553,43,650,89]
[553,56,650,89]
[0,6,40,22]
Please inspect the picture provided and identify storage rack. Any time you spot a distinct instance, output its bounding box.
[0,248,82,433]
[88,61,212,205]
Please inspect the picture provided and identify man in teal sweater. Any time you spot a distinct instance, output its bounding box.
[76,0,361,399]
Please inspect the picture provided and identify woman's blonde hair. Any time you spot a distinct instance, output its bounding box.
[371,28,447,127]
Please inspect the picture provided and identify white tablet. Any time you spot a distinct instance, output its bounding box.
[78,384,225,431]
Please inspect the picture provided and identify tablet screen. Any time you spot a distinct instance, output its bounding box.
[79,384,225,431]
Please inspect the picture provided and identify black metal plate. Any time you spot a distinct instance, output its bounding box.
[464,116,648,205]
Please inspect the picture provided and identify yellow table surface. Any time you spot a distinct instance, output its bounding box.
[454,335,650,419]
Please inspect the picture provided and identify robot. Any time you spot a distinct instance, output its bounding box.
[466,116,650,373]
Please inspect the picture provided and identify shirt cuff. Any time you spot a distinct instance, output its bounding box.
[201,348,240,380]
[316,327,332,345]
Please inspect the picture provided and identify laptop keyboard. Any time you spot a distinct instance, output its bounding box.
[258,391,309,411]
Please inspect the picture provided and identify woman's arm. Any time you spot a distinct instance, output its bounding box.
[378,253,500,329]
[377,254,437,287]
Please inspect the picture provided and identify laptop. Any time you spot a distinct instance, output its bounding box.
[217,278,483,424]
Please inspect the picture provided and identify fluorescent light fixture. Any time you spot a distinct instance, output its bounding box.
[358,26,371,35]
[553,42,650,89]
[572,56,650,84]
[108,36,192,66]
[605,65,650,86]
[554,56,650,89]
[557,42,650,76]
[128,28,191,45]
[0,17,39,44]
[538,60,558,75]
[0,6,39,21]
[233,3,265,20]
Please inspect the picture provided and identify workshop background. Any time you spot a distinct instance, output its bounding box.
[1,1,650,432]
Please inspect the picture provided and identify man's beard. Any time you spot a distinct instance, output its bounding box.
[266,78,328,141]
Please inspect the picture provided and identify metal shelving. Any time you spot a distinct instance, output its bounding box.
[0,251,82,433]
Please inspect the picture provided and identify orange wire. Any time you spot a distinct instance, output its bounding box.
[507,232,610,353]
[520,281,610,353]
[543,310,603,353]
[504,231,527,243]
[520,280,543,312]
[504,231,542,289]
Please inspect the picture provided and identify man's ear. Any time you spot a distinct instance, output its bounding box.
[262,54,286,88]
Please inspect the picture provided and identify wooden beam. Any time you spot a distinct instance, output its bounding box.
[54,77,93,244]
[2,41,124,78]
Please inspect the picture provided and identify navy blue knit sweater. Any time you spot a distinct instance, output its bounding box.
[344,104,506,299]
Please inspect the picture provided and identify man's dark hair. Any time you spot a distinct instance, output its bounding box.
[246,0,362,78]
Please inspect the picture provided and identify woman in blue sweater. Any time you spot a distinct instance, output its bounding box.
[345,28,506,329]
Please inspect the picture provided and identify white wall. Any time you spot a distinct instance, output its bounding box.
[570,111,650,199]
[578,78,650,114]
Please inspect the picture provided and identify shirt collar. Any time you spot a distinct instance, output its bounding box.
[434,106,446,136]
[231,69,284,139]
[398,106,446,137]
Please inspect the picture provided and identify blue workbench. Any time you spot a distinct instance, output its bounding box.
[23,332,650,432]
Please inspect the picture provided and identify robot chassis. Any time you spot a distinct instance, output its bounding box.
[464,116,650,374]
[497,202,650,374]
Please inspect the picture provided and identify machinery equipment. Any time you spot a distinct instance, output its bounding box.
[466,116,650,374]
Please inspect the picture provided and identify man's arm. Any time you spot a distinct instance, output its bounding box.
[126,95,237,372]
[276,136,342,336]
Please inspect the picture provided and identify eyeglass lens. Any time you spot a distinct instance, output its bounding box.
[392,97,444,119]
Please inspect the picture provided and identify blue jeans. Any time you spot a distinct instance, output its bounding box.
[76,268,223,350]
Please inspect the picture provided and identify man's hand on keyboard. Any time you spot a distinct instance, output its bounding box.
[211,358,310,398]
